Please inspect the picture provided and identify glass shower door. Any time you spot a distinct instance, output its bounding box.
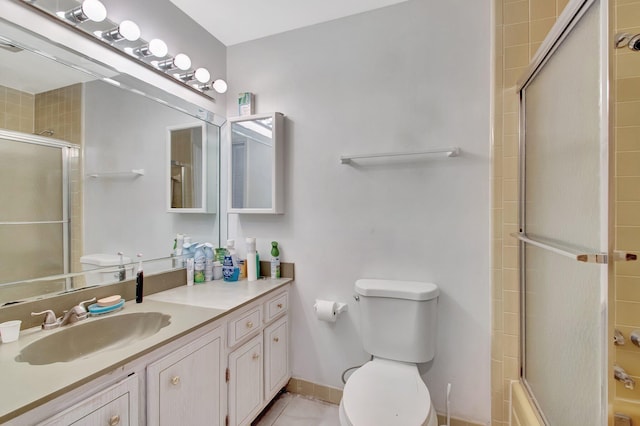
[518,0,608,424]
[0,133,71,300]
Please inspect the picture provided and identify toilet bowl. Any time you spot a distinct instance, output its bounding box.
[339,358,437,426]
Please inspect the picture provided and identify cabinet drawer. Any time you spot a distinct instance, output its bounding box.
[38,375,137,426]
[228,306,262,347]
[264,291,288,324]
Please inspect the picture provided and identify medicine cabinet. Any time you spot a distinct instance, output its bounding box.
[228,113,284,214]
[167,123,217,213]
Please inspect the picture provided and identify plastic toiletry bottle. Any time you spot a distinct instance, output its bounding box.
[222,254,240,281]
[246,237,257,282]
[226,240,238,267]
[270,241,280,279]
[204,243,214,281]
[186,258,194,286]
[135,253,144,303]
[176,234,185,255]
[213,261,223,280]
[193,244,206,283]
[246,238,258,281]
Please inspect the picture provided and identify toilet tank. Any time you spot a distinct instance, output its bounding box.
[80,254,132,285]
[355,279,439,363]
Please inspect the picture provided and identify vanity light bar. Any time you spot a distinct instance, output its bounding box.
[29,0,227,97]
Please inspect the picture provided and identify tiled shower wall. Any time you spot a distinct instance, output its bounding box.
[614,0,640,419]
[0,84,34,133]
[34,84,82,145]
[492,0,567,424]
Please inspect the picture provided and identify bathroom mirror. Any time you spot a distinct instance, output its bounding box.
[167,123,216,213]
[228,113,284,214]
[0,10,222,304]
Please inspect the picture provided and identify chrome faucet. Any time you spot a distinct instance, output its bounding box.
[614,365,636,390]
[31,298,96,330]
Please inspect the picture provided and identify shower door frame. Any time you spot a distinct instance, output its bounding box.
[516,0,610,423]
[0,128,77,290]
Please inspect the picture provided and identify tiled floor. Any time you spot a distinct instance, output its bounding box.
[253,393,340,426]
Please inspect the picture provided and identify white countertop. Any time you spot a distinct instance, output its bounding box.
[147,277,291,309]
[0,277,292,423]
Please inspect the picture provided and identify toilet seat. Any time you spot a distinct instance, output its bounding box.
[340,358,435,426]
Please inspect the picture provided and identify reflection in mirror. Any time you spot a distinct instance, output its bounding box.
[229,113,284,214]
[0,18,221,305]
[168,124,208,211]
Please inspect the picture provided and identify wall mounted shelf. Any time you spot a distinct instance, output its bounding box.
[87,169,145,178]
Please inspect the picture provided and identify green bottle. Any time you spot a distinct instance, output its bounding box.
[270,241,280,279]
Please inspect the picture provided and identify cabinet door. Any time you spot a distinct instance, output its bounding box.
[264,316,289,402]
[38,375,138,426]
[228,334,263,426]
[147,327,225,426]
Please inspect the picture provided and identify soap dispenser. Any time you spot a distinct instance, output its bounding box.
[135,253,144,303]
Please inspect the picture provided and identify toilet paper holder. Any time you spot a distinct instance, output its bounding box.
[314,299,348,322]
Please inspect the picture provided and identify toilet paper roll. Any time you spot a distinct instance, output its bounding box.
[314,300,337,322]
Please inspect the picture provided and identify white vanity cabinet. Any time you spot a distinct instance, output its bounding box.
[8,283,291,426]
[37,375,138,426]
[147,326,226,426]
[264,315,289,402]
[226,287,291,426]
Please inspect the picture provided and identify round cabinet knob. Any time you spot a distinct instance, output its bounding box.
[277,303,283,309]
[273,337,280,343]
[252,353,260,360]
[246,321,253,329]
[109,415,120,426]
[171,376,181,386]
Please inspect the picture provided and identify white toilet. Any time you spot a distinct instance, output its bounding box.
[339,279,439,426]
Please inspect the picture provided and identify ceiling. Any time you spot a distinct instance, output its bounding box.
[169,0,410,46]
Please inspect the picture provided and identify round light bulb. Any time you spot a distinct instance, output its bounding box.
[174,53,191,71]
[82,0,107,22]
[194,68,210,84]
[119,20,140,42]
[212,79,228,94]
[148,39,168,58]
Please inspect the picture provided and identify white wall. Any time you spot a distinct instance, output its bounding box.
[83,81,220,266]
[225,0,492,422]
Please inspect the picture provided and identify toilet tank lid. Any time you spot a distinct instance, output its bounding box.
[355,279,439,301]
[80,254,131,266]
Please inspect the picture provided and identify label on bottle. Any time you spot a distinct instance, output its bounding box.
[222,255,239,281]
[194,257,205,283]
[270,257,280,279]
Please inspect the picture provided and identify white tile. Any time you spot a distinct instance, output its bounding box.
[254,393,340,426]
[255,393,293,426]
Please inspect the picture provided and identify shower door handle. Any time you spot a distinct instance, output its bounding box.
[511,233,637,264]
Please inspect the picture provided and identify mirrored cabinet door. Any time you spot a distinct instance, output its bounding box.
[167,123,218,214]
[228,113,284,214]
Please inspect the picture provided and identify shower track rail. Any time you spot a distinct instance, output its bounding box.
[510,232,637,264]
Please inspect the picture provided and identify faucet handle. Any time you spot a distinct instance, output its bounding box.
[31,310,59,329]
[78,297,96,311]
[78,298,97,313]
